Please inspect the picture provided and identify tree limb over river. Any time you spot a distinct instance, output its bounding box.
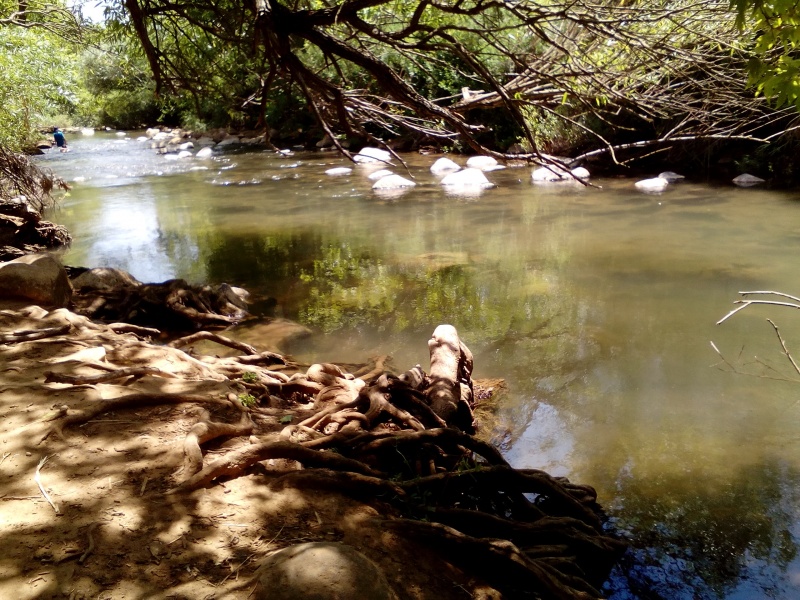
[119,0,800,162]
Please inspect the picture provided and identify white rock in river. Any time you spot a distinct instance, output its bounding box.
[532,164,590,182]
[367,169,394,181]
[430,157,461,174]
[571,167,590,179]
[440,168,493,188]
[466,155,498,170]
[732,173,765,187]
[353,147,392,163]
[532,165,569,181]
[372,174,416,190]
[195,147,213,159]
[177,150,193,159]
[325,167,352,176]
[634,171,684,193]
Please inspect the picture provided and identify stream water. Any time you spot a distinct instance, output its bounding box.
[38,132,800,599]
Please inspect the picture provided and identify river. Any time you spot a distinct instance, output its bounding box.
[38,132,800,599]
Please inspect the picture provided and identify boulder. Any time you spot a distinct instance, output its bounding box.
[254,542,397,600]
[440,168,494,189]
[372,174,416,190]
[430,157,461,174]
[0,254,72,307]
[532,165,590,182]
[353,147,392,164]
[195,136,217,147]
[195,147,214,159]
[732,173,765,187]
[71,267,141,292]
[367,169,394,181]
[316,134,334,148]
[466,155,498,170]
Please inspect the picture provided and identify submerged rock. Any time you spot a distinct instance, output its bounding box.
[325,167,352,176]
[367,169,394,181]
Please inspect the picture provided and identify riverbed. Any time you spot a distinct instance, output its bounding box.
[39,132,800,599]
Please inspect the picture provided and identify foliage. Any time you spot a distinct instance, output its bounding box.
[238,392,257,407]
[77,41,160,128]
[241,371,259,384]
[109,0,800,161]
[733,0,800,110]
[0,12,82,149]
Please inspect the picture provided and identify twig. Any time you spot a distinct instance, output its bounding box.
[717,299,800,324]
[34,456,61,515]
[740,290,800,303]
[78,523,98,564]
[766,319,800,377]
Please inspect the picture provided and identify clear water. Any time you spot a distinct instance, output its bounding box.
[38,133,800,599]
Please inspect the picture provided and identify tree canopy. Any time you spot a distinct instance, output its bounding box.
[108,0,799,163]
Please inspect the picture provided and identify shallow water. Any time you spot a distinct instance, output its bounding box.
[39,133,800,598]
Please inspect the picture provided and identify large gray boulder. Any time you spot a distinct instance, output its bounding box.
[255,542,397,600]
[70,267,141,292]
[0,254,72,307]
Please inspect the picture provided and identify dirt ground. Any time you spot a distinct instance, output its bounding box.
[0,301,504,600]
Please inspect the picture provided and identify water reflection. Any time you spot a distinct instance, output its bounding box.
[39,133,800,598]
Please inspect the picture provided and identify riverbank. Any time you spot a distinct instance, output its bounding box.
[0,296,622,599]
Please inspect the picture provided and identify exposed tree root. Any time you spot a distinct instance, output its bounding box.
[380,519,609,600]
[44,366,174,385]
[167,331,258,355]
[0,324,71,343]
[18,311,624,597]
[182,408,254,476]
[39,392,238,443]
[172,439,386,493]
[70,279,249,331]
